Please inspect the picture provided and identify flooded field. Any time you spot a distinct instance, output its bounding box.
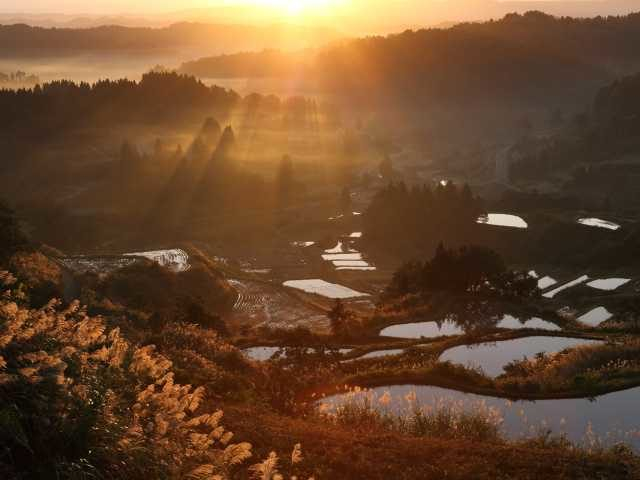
[439,336,601,377]
[477,213,528,229]
[587,278,631,291]
[352,349,405,360]
[229,279,329,331]
[495,315,561,331]
[542,275,590,298]
[320,384,640,449]
[578,307,614,327]
[283,279,369,299]
[243,346,281,361]
[577,218,621,230]
[380,321,465,339]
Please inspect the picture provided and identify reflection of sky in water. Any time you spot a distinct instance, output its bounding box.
[321,384,640,449]
[380,321,464,339]
[578,307,613,327]
[440,336,601,377]
[496,315,560,331]
[477,213,528,229]
[587,278,631,291]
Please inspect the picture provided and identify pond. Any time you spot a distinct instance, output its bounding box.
[587,278,631,291]
[577,218,621,231]
[476,213,528,229]
[380,321,465,339]
[542,275,589,298]
[578,307,613,327]
[319,384,640,449]
[495,315,561,331]
[283,279,369,299]
[439,336,601,377]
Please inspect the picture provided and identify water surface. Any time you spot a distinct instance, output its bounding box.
[380,321,464,339]
[578,307,613,327]
[577,218,621,231]
[283,279,369,299]
[496,315,561,331]
[477,213,528,229]
[320,384,640,449]
[440,336,601,377]
[543,275,589,298]
[587,278,631,291]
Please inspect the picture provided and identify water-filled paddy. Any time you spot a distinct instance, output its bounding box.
[245,346,353,361]
[477,213,528,229]
[578,307,613,327]
[336,266,377,271]
[380,321,465,339]
[321,253,363,261]
[543,275,589,298]
[577,218,621,231]
[355,349,405,360]
[496,315,560,331]
[320,384,640,448]
[587,278,631,291]
[439,336,601,377]
[332,260,371,268]
[283,279,369,299]
[243,346,281,361]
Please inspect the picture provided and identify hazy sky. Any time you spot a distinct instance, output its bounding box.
[1,1,639,34]
[0,0,637,15]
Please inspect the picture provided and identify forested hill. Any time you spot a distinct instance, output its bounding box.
[0,72,240,137]
[182,11,640,107]
[0,22,339,56]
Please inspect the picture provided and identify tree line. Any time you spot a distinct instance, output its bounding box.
[363,181,484,258]
[386,243,538,299]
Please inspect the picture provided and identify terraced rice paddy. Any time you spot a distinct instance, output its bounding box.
[578,307,614,327]
[283,279,369,299]
[477,213,528,229]
[124,248,190,272]
[495,315,561,331]
[577,218,621,230]
[320,384,640,449]
[229,279,329,331]
[440,336,601,377]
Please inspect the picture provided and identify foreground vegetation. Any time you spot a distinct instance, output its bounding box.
[2,202,640,478]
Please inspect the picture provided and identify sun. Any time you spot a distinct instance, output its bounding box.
[252,0,341,16]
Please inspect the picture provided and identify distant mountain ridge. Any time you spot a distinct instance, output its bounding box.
[180,11,640,107]
[0,21,341,57]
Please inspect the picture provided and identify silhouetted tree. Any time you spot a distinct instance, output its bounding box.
[0,201,29,265]
[277,155,294,208]
[328,299,353,336]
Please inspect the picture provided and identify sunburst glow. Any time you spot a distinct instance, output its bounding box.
[250,0,343,16]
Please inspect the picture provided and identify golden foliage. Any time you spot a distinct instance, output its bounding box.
[0,269,312,479]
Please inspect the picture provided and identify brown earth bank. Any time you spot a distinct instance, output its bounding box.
[222,404,640,480]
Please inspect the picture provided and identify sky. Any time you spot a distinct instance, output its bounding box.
[1,1,639,34]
